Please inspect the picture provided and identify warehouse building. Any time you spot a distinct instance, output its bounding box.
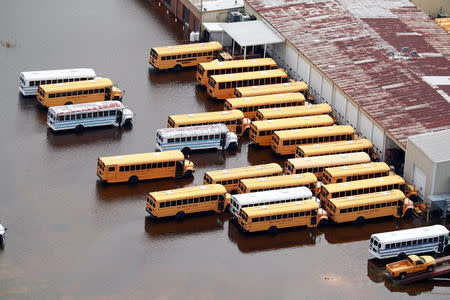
[160,0,244,32]
[404,130,450,210]
[242,0,450,172]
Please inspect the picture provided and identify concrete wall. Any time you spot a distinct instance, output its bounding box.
[411,0,450,17]
[404,140,435,201]
[434,161,450,195]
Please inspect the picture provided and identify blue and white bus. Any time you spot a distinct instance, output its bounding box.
[19,68,96,96]
[47,101,134,132]
[369,225,450,259]
[155,124,238,154]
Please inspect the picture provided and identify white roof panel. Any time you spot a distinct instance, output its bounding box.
[157,124,229,139]
[49,101,124,115]
[231,186,312,205]
[220,20,284,47]
[20,68,96,81]
[408,129,450,163]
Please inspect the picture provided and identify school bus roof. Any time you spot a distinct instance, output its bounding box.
[242,199,319,218]
[287,152,371,169]
[151,42,222,55]
[329,190,406,208]
[325,162,390,178]
[298,139,373,156]
[235,81,308,95]
[251,115,334,131]
[240,173,317,189]
[148,184,226,202]
[226,93,305,108]
[99,150,185,165]
[205,163,282,181]
[49,101,124,115]
[274,125,353,139]
[40,78,113,93]
[199,58,276,71]
[169,109,244,124]
[210,69,287,83]
[257,103,332,119]
[323,175,406,194]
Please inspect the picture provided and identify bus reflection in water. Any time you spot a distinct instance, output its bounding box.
[227,220,316,254]
[144,214,226,239]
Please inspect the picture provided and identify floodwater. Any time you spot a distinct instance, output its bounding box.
[0,0,449,299]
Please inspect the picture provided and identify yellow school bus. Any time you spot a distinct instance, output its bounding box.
[295,138,378,160]
[238,199,328,233]
[237,173,317,194]
[146,184,231,219]
[271,125,354,156]
[234,81,309,99]
[249,115,334,147]
[322,162,391,184]
[167,109,250,136]
[196,58,278,86]
[224,93,305,120]
[37,78,122,107]
[325,190,414,224]
[149,41,222,71]
[203,163,282,194]
[207,69,289,99]
[167,109,249,136]
[97,150,194,184]
[284,152,371,181]
[318,175,418,208]
[255,103,334,121]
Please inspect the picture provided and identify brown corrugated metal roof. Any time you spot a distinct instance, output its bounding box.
[246,0,450,148]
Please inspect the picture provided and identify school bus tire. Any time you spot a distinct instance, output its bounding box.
[175,211,185,220]
[181,147,191,155]
[75,125,84,133]
[128,175,138,184]
[397,252,406,260]
[318,218,328,226]
[268,226,278,234]
[124,119,133,128]
[355,216,365,225]
[64,101,72,105]
[444,245,450,255]
[184,170,193,178]
[113,96,120,100]
[173,64,182,72]
[227,142,237,151]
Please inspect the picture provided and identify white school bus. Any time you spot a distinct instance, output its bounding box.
[203,163,283,194]
[97,150,194,184]
[224,93,305,120]
[295,138,378,161]
[149,42,222,71]
[322,162,391,184]
[237,173,317,194]
[325,190,413,224]
[271,125,354,156]
[284,152,371,180]
[255,103,334,121]
[146,184,230,219]
[196,58,278,86]
[249,115,335,147]
[167,110,249,136]
[207,69,289,99]
[37,78,123,107]
[234,81,309,99]
[238,200,328,233]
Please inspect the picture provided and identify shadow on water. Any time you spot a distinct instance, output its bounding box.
[45,126,130,149]
[194,85,224,112]
[144,213,228,240]
[17,94,48,123]
[186,148,240,170]
[227,220,317,254]
[148,68,196,86]
[95,176,195,202]
[246,143,286,167]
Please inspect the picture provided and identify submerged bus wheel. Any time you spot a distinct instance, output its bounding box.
[184,170,193,178]
[64,101,72,105]
[268,226,278,234]
[397,252,406,260]
[173,64,182,72]
[181,147,191,155]
[227,142,237,151]
[175,211,185,220]
[124,119,132,127]
[75,125,84,133]
[128,175,138,184]
[355,216,365,225]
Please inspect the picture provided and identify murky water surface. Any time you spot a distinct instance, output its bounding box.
[0,1,448,298]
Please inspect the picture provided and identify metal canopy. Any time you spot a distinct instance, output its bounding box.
[220,20,284,47]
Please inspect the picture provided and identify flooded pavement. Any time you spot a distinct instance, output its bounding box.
[0,0,449,299]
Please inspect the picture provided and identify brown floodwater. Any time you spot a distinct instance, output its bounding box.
[0,0,449,299]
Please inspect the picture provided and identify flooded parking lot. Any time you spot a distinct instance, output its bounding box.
[0,0,448,298]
